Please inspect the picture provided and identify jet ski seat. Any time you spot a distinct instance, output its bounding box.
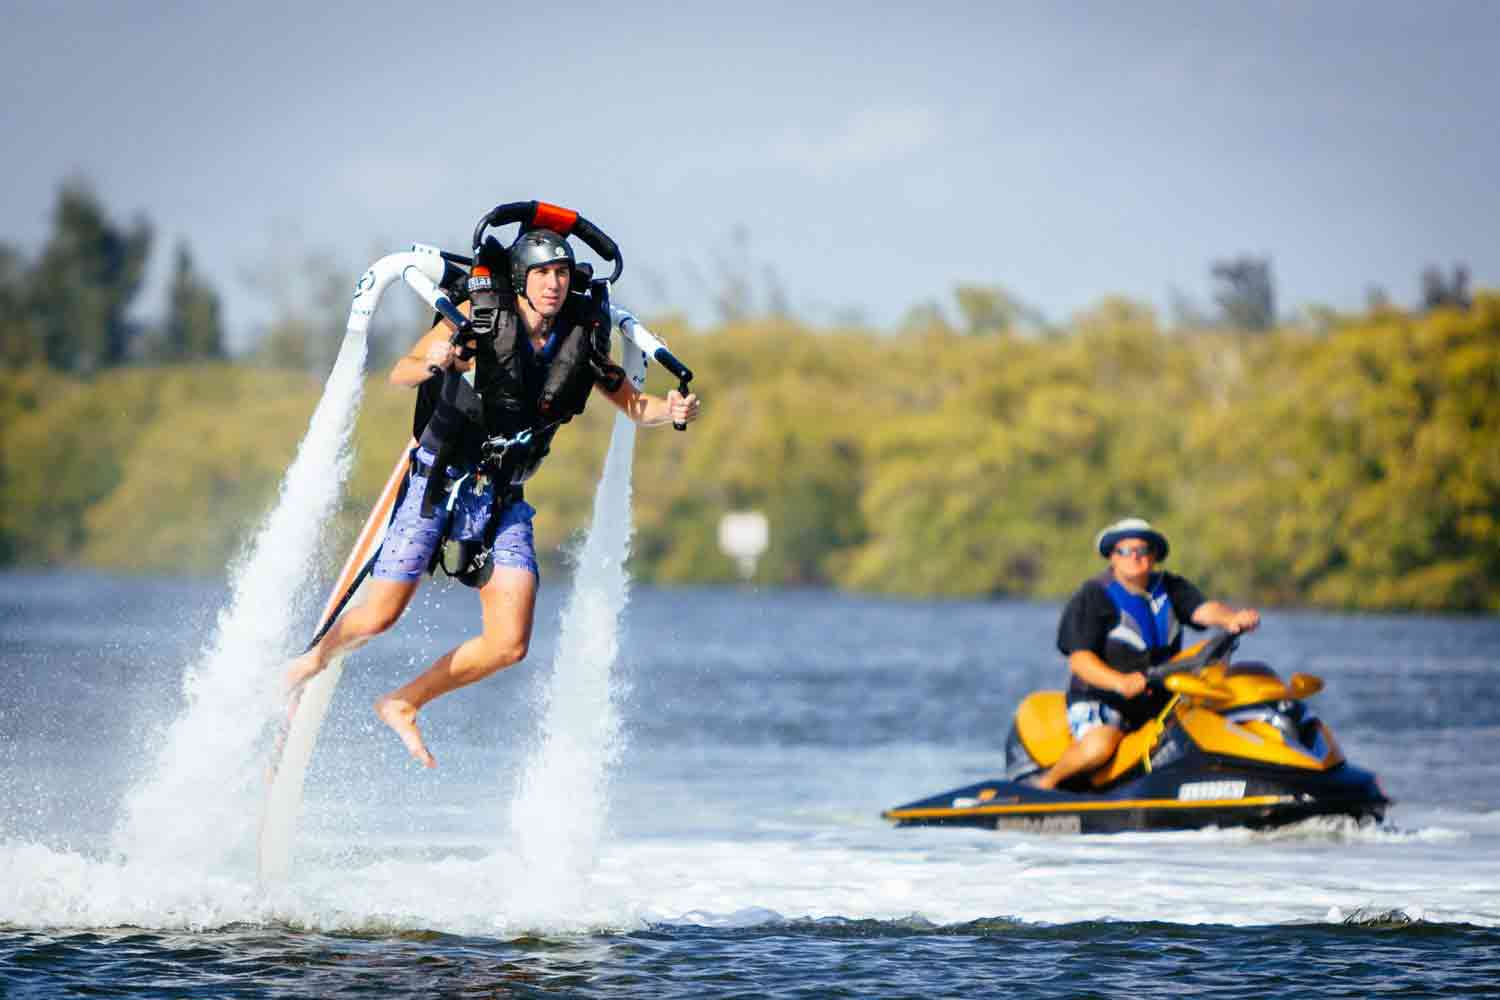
[1014,691,1071,768]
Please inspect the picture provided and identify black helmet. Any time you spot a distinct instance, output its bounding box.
[510,228,575,296]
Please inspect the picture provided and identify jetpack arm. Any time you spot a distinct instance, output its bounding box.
[609,306,695,431]
[381,245,478,375]
[349,242,472,348]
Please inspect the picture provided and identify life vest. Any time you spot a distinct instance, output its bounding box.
[1102,571,1183,669]
[412,288,612,493]
[1064,572,1183,719]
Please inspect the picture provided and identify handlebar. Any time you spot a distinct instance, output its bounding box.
[1148,628,1238,683]
[1161,673,1232,701]
[610,307,695,430]
[1144,628,1240,703]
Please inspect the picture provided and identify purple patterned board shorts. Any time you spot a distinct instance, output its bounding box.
[371,449,539,582]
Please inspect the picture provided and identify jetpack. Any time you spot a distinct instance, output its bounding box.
[257,200,695,883]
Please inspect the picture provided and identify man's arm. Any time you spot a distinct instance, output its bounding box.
[391,300,475,388]
[391,324,456,387]
[595,378,700,428]
[1068,649,1149,698]
[1190,600,1260,634]
[1058,582,1150,698]
[1164,573,1258,634]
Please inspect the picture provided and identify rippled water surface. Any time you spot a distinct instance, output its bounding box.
[3,571,1499,997]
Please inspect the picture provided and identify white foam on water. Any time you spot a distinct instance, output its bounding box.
[505,410,637,918]
[8,807,1500,934]
[109,332,369,876]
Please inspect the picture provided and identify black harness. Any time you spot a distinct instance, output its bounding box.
[409,242,624,586]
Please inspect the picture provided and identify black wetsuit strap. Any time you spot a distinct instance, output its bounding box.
[418,442,459,519]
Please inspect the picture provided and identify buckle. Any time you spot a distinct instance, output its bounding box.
[480,428,533,466]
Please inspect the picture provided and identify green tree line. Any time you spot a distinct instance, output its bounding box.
[2,294,1495,611]
[1,181,224,371]
[2,183,1495,610]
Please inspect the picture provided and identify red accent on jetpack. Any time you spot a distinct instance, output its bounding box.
[532,201,579,235]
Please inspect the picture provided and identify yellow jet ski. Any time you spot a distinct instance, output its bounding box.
[883,632,1389,834]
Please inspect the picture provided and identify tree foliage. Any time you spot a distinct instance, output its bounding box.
[1212,255,1276,332]
[1181,294,1500,609]
[1421,264,1471,313]
[0,244,36,368]
[4,294,1493,612]
[154,242,226,361]
[950,283,1052,338]
[1,181,1494,610]
[3,181,236,372]
[30,181,154,373]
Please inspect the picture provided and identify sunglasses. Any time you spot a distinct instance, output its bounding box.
[1112,544,1155,559]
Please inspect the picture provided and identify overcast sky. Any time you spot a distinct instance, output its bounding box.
[3,0,1497,343]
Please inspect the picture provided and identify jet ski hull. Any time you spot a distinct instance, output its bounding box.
[883,760,1387,834]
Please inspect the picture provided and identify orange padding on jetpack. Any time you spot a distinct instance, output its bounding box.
[532,202,578,235]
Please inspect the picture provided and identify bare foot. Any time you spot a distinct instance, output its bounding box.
[375,695,436,768]
[283,649,323,692]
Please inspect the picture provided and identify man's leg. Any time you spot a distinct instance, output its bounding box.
[286,458,449,691]
[1034,724,1124,790]
[284,578,421,689]
[375,565,538,768]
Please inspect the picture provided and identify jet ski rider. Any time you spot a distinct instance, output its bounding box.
[285,226,701,768]
[1033,518,1261,791]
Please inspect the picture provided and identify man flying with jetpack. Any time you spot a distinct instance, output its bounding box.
[285,206,700,768]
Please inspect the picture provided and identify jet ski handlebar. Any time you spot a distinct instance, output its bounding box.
[1148,629,1239,683]
[1160,672,1233,702]
[1145,629,1240,701]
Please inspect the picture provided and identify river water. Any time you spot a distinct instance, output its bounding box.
[2,570,1498,997]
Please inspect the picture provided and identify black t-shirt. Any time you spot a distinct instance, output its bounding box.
[1056,571,1207,720]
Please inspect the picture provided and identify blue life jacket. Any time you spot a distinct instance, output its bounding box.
[1104,572,1182,666]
